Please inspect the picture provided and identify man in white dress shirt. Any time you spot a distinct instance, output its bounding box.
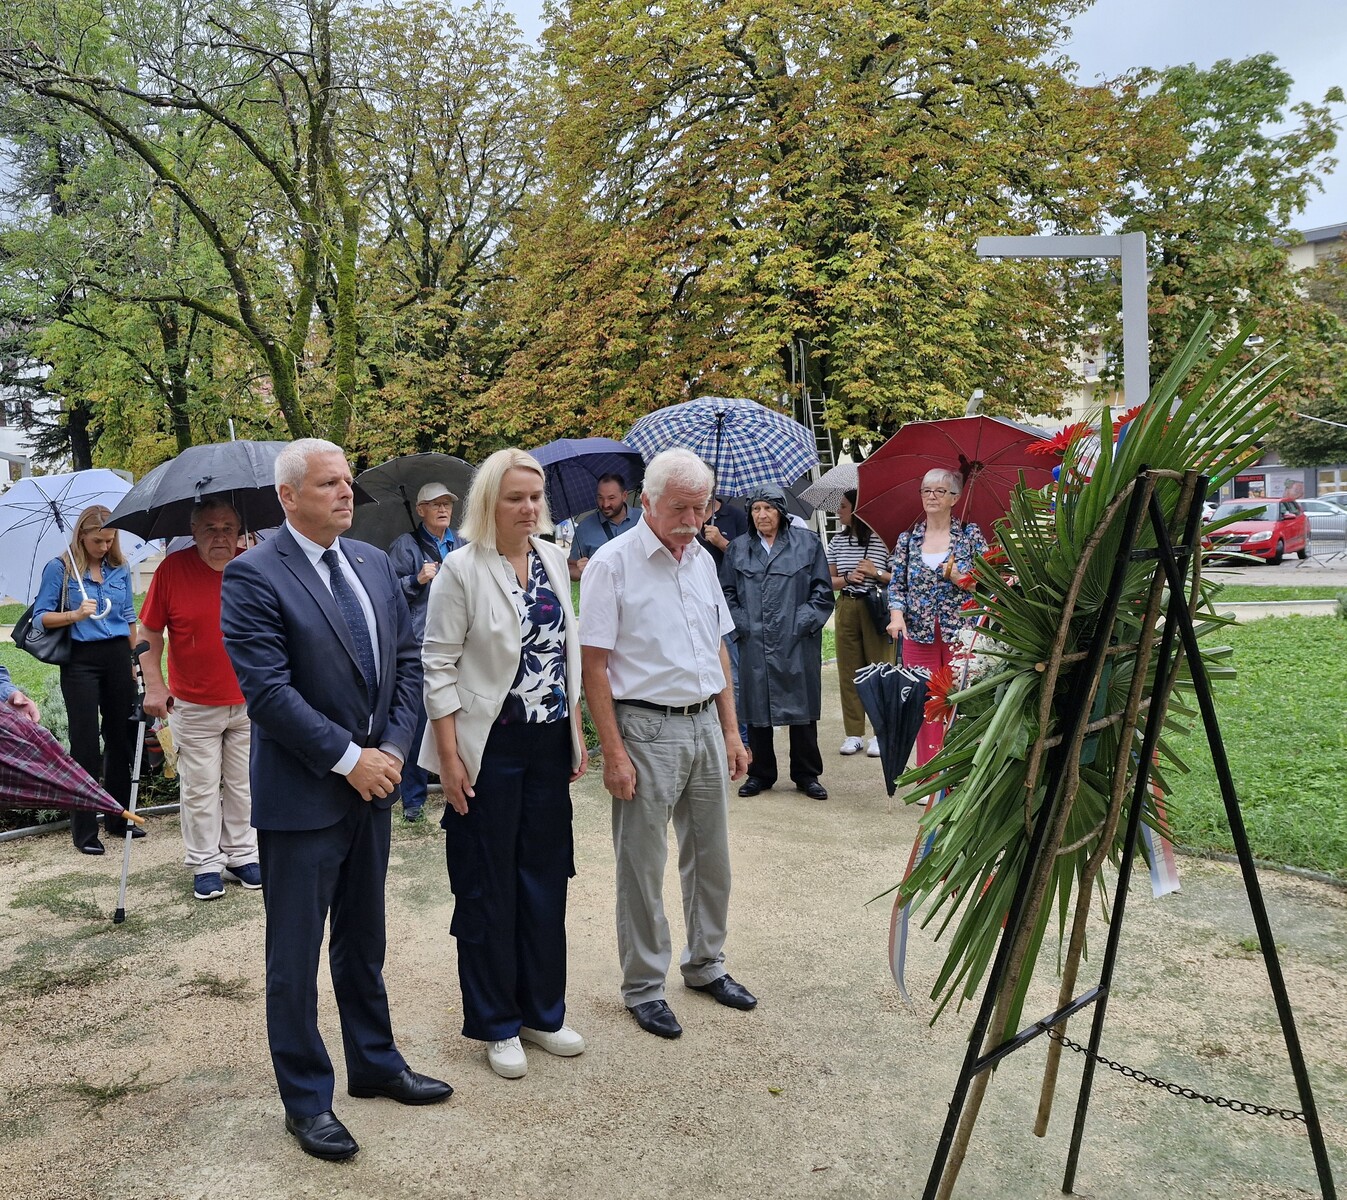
[580,448,754,1039]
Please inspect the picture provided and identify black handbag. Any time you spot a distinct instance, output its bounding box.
[863,584,891,638]
[11,567,71,665]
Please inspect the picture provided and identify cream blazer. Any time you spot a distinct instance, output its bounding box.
[418,537,583,784]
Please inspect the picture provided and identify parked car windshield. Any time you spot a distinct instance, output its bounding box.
[1213,501,1274,521]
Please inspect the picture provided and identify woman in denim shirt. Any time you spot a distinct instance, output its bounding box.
[885,469,987,766]
[32,505,140,855]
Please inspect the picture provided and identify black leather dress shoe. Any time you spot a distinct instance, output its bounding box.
[627,999,682,1039]
[348,1066,453,1105]
[797,780,828,801]
[285,1110,358,1161]
[737,777,767,797]
[687,973,758,1010]
[78,839,105,856]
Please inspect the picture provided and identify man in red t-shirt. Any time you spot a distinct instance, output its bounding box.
[141,498,259,901]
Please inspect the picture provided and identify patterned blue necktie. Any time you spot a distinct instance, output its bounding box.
[321,547,378,697]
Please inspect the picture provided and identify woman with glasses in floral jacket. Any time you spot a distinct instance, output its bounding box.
[885,468,987,766]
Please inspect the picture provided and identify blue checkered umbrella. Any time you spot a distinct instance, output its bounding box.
[528,438,645,520]
[625,396,817,496]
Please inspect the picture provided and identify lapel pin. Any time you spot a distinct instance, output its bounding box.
[356,556,364,563]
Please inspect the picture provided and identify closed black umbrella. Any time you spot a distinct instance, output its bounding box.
[347,453,476,550]
[106,440,294,538]
[853,664,927,797]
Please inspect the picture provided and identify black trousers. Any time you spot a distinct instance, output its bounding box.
[746,722,824,788]
[60,637,136,849]
[443,719,574,1042]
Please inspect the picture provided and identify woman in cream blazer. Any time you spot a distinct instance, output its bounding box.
[419,448,588,1081]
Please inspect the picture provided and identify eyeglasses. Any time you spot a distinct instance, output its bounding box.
[420,500,454,510]
[920,487,950,497]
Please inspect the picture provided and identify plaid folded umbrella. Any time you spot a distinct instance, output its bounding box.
[0,703,140,824]
[626,396,817,497]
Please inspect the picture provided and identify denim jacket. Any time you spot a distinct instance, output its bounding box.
[885,519,987,645]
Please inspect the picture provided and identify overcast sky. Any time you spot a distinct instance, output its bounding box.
[504,0,1346,233]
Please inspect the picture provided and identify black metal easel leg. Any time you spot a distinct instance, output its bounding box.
[1151,504,1337,1200]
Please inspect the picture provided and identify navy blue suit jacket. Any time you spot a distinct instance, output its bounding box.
[221,526,422,831]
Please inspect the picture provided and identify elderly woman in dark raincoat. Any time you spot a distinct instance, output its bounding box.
[719,484,835,801]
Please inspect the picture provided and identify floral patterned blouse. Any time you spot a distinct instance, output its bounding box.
[885,519,988,645]
[497,551,569,726]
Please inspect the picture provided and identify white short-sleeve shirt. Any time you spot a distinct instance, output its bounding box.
[580,516,733,706]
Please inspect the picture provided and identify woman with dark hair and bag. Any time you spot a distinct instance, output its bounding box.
[826,489,895,758]
[31,504,140,855]
[885,469,987,767]
[721,484,835,801]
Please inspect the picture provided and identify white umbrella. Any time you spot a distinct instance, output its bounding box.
[0,470,154,605]
[799,461,859,511]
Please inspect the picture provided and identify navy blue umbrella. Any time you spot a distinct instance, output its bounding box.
[528,438,645,521]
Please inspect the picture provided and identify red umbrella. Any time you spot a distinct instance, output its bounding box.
[855,416,1060,546]
[0,703,144,826]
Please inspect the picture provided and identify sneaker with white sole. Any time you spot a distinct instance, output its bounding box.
[223,863,262,889]
[867,737,881,758]
[193,872,225,901]
[839,736,864,755]
[520,1025,585,1057]
[487,1036,528,1079]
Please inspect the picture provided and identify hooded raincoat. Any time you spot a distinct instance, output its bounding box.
[719,485,835,726]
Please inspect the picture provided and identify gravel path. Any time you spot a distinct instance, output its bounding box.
[1,667,1343,1199]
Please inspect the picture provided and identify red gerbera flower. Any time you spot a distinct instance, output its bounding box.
[1112,404,1146,438]
[923,665,957,723]
[981,544,1007,566]
[960,597,981,613]
[1026,420,1091,457]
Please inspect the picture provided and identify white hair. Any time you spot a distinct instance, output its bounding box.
[923,467,962,496]
[275,438,345,492]
[643,448,713,505]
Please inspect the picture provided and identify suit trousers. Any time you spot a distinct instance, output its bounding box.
[60,637,136,849]
[400,700,430,814]
[611,704,730,1006]
[443,719,574,1041]
[745,722,824,789]
[258,801,406,1118]
[833,592,897,737]
[169,699,256,875]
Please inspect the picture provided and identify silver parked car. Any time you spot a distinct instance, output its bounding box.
[1299,498,1347,542]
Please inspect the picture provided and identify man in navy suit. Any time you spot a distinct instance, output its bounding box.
[221,438,452,1161]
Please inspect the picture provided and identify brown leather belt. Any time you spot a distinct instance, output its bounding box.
[617,697,713,717]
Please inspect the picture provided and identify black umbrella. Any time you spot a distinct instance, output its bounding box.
[722,471,816,521]
[853,664,927,796]
[347,453,475,550]
[106,440,295,539]
[527,438,646,521]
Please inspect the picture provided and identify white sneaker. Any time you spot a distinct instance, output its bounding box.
[487,1036,528,1078]
[839,736,864,755]
[520,1025,586,1057]
[867,737,881,758]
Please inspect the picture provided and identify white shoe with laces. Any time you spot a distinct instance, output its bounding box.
[520,1025,586,1057]
[839,736,864,755]
[867,737,881,758]
[487,1036,528,1079]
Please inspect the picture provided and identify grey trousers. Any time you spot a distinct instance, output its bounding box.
[611,704,732,1005]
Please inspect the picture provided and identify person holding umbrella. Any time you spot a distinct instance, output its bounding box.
[827,489,895,758]
[32,505,141,856]
[567,473,639,580]
[884,468,987,766]
[721,484,835,801]
[387,481,460,822]
[0,665,40,723]
[139,498,260,901]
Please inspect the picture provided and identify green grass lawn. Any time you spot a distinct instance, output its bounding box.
[1164,615,1347,879]
[1210,585,1345,603]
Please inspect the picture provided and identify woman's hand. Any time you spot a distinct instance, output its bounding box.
[887,611,907,640]
[570,743,589,783]
[442,754,475,816]
[73,598,97,622]
[857,557,882,581]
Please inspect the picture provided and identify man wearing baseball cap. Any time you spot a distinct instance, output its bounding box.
[387,482,460,820]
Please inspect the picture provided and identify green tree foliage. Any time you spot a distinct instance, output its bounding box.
[487,0,1140,444]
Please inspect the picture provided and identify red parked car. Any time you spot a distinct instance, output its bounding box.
[1203,498,1309,564]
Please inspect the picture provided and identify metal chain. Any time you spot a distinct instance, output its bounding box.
[1046,1029,1306,1123]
